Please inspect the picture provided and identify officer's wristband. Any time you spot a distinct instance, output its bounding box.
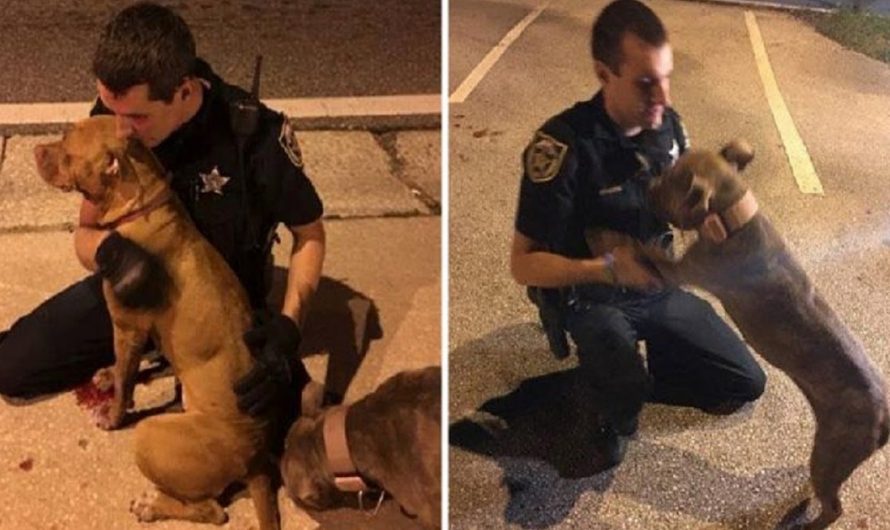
[603,252,617,285]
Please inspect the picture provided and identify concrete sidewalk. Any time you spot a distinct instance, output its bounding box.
[0,128,441,529]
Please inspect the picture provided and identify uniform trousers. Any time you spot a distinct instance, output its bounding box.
[565,286,766,427]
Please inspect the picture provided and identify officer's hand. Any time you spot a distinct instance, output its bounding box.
[609,246,664,291]
[235,313,302,417]
[95,231,170,309]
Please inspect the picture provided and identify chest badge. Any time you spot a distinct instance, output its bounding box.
[198,166,230,195]
[669,140,680,163]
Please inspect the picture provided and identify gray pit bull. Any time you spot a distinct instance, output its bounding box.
[280,366,441,529]
[645,140,889,529]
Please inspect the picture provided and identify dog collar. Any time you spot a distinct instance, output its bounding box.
[99,190,173,230]
[697,190,758,244]
[322,405,372,493]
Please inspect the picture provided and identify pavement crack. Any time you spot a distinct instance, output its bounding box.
[374,131,441,215]
[0,136,6,176]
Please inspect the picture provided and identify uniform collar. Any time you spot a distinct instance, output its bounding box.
[152,58,221,168]
[588,91,672,149]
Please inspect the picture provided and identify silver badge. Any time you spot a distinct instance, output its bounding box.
[669,140,680,163]
[199,166,230,195]
[279,116,304,168]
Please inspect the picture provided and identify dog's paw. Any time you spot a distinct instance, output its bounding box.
[94,399,127,430]
[130,492,160,522]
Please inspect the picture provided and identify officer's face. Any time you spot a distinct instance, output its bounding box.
[598,33,673,136]
[96,81,189,148]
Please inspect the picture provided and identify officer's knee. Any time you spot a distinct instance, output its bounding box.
[740,363,767,402]
[0,334,48,401]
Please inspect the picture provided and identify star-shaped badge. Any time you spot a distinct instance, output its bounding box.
[199,166,230,195]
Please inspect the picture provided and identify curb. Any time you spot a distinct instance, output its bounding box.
[0,114,441,138]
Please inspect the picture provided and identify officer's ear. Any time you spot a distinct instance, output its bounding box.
[594,60,614,87]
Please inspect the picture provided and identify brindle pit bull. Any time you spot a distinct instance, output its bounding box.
[645,140,889,530]
[34,115,284,529]
[281,366,441,529]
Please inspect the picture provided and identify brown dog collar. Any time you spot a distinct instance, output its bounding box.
[322,405,372,493]
[698,190,758,244]
[99,190,173,230]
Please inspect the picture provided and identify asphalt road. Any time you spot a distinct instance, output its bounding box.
[0,0,440,103]
[449,0,890,529]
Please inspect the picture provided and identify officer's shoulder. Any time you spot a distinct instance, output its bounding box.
[524,117,577,184]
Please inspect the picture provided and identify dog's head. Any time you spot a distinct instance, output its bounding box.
[34,115,168,225]
[648,139,754,229]
[281,382,351,510]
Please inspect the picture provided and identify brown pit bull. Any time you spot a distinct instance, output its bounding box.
[280,366,441,529]
[646,140,889,530]
[34,115,284,529]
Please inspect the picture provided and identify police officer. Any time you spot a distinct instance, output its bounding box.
[0,3,324,429]
[511,0,766,466]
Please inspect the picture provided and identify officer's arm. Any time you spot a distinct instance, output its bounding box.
[280,218,326,326]
[73,199,111,271]
[510,230,614,288]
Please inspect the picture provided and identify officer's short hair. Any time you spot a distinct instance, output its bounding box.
[591,0,667,74]
[92,2,196,102]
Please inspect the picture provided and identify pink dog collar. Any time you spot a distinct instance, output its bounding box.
[322,405,372,493]
[697,190,758,244]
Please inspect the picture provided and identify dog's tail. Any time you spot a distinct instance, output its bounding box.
[246,464,281,530]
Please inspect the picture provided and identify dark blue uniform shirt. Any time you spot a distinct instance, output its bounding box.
[92,59,323,307]
[516,92,687,298]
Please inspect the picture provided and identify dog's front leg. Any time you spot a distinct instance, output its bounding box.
[96,319,150,430]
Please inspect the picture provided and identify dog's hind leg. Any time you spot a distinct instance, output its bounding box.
[131,412,255,525]
[130,490,227,525]
[803,418,878,530]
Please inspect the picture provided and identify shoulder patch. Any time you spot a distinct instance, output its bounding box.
[525,131,568,183]
[278,115,304,168]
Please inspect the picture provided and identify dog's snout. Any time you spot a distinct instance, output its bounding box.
[33,144,59,181]
[34,144,47,165]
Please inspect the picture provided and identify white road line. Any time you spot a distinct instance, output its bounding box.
[0,94,441,125]
[745,11,823,195]
[449,1,552,104]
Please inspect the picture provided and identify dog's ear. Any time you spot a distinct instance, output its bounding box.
[683,173,712,222]
[719,139,754,172]
[301,381,325,418]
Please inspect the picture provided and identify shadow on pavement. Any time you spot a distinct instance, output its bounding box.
[268,269,383,402]
[450,325,808,529]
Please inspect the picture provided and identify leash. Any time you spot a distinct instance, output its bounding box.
[99,189,173,229]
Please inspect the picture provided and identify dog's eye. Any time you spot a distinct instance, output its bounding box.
[684,188,703,208]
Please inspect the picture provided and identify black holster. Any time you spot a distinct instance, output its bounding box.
[527,286,571,359]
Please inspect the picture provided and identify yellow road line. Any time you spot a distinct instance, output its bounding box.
[744,11,823,195]
[450,1,552,104]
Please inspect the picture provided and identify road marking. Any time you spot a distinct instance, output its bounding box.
[449,1,552,103]
[744,11,823,195]
[0,95,441,125]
